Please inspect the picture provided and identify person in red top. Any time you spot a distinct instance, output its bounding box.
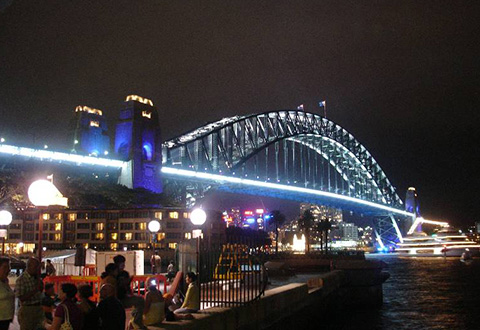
[46,283,83,330]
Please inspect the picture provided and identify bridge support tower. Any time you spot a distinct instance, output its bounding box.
[115,95,162,193]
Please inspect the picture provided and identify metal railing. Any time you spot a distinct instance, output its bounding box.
[198,236,268,309]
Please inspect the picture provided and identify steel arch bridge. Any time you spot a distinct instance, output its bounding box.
[162,110,413,248]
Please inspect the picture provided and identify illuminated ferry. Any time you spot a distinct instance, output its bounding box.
[394,228,480,257]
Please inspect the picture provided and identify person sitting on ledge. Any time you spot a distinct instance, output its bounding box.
[173,272,199,319]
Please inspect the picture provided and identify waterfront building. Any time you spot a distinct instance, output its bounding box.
[5,207,193,254]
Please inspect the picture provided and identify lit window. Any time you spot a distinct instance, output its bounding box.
[55,223,62,231]
[168,243,177,249]
[183,212,190,219]
[95,233,104,240]
[68,213,77,221]
[185,233,191,239]
[95,223,104,231]
[154,212,163,220]
[138,223,146,230]
[110,243,118,250]
[90,121,100,127]
[54,234,61,241]
[169,212,179,219]
[138,243,147,249]
[157,233,165,241]
[54,213,62,220]
[110,233,118,241]
[125,233,133,241]
[142,111,152,119]
[42,213,50,221]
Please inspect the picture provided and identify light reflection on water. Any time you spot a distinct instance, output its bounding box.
[267,255,480,329]
[339,255,480,330]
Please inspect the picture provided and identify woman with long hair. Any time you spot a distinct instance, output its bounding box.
[46,283,84,330]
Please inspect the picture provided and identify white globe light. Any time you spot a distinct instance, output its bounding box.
[190,208,207,226]
[28,180,67,207]
[0,210,12,226]
[148,220,161,233]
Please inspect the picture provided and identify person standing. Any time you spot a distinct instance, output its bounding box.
[150,253,161,274]
[113,255,147,330]
[15,257,44,330]
[41,283,56,324]
[45,283,83,330]
[100,263,118,288]
[45,260,56,277]
[77,284,99,330]
[97,284,125,330]
[0,257,15,330]
[166,261,175,282]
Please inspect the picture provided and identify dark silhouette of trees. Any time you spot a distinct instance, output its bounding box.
[298,210,315,254]
[270,210,286,254]
[317,217,332,254]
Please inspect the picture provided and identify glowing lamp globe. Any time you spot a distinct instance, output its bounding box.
[28,180,68,207]
[0,210,12,226]
[148,220,161,233]
[190,209,207,226]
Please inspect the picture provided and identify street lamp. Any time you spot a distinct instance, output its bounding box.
[28,179,68,262]
[148,220,161,249]
[148,220,161,273]
[0,210,12,256]
[190,208,207,273]
[190,209,207,226]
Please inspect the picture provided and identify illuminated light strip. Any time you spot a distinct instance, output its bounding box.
[374,229,385,249]
[396,244,480,251]
[0,144,126,168]
[407,217,450,235]
[403,236,466,242]
[397,241,477,248]
[390,216,404,243]
[75,105,103,116]
[125,95,154,106]
[161,167,413,216]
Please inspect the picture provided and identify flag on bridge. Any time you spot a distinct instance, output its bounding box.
[297,104,304,110]
[319,100,327,118]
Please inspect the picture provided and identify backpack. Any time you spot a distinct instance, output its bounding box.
[60,304,74,330]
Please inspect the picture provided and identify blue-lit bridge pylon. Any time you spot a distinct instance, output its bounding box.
[162,110,413,248]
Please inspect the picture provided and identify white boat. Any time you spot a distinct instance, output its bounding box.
[394,228,480,257]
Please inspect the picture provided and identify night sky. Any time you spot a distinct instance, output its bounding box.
[1,1,479,227]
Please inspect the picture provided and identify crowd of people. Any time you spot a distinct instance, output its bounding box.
[0,255,200,330]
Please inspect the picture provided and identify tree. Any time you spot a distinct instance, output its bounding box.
[298,210,315,254]
[270,210,286,254]
[322,218,332,254]
[317,217,332,254]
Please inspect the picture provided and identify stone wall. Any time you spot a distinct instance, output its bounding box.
[151,260,388,329]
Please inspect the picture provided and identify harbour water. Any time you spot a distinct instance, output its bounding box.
[330,255,480,330]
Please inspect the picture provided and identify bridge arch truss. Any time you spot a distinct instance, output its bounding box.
[163,110,403,211]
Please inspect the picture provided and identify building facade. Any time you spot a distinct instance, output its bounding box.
[5,207,194,254]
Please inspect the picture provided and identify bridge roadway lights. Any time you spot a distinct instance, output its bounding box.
[161,167,414,217]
